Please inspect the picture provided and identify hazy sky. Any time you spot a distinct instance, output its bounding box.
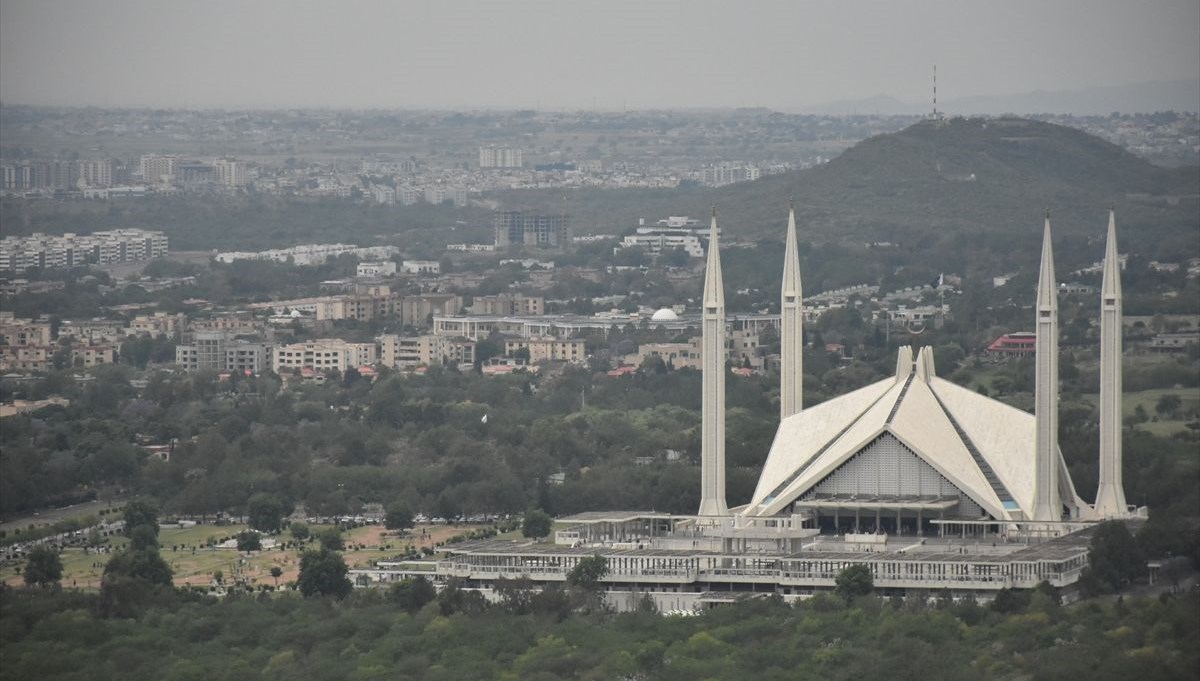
[1,0,1197,110]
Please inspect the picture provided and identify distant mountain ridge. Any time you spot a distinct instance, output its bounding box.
[801,79,1200,116]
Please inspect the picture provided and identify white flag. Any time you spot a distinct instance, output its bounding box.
[481,413,488,424]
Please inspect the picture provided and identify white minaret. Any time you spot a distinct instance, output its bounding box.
[780,204,804,420]
[698,209,728,517]
[1094,210,1128,517]
[1031,214,1061,522]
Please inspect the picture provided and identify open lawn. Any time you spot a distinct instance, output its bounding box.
[5,523,488,591]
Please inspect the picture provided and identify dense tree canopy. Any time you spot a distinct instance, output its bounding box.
[297,549,351,599]
[22,546,63,587]
[1,584,1196,681]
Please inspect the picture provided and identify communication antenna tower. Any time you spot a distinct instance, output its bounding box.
[932,64,939,119]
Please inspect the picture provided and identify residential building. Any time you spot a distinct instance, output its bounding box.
[504,337,586,364]
[401,260,440,275]
[378,334,476,368]
[357,261,397,277]
[0,229,169,272]
[471,293,544,316]
[138,154,178,183]
[76,159,113,188]
[176,331,271,374]
[493,211,571,248]
[213,159,246,187]
[129,312,188,337]
[272,339,377,373]
[0,318,53,346]
[479,146,523,169]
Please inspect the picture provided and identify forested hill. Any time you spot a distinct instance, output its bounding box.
[509,117,1200,263]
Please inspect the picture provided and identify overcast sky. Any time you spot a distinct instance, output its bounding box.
[1,0,1197,110]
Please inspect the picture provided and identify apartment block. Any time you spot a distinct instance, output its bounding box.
[0,318,53,346]
[0,229,168,272]
[504,337,587,364]
[378,334,476,368]
[493,211,571,248]
[129,312,189,337]
[272,339,377,373]
[176,331,271,374]
[471,293,544,316]
[478,146,523,169]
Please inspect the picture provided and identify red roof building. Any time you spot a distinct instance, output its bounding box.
[987,332,1036,357]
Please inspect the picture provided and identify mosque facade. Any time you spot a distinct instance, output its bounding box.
[354,209,1140,609]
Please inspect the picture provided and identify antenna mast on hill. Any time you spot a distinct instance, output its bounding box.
[932,64,938,119]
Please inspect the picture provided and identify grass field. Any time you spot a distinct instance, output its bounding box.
[5,523,486,591]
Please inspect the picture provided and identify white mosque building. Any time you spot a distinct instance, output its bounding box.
[354,209,1140,608]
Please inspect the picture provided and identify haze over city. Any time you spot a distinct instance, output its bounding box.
[1,2,1198,680]
[1,0,1198,111]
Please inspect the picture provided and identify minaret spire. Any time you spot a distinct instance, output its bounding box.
[780,203,804,419]
[1031,214,1061,522]
[1094,209,1128,517]
[698,208,728,516]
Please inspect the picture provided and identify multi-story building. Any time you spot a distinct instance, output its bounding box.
[1,345,53,372]
[470,293,544,316]
[129,312,188,337]
[400,260,441,275]
[57,319,126,344]
[478,146,523,169]
[0,340,116,372]
[0,229,169,272]
[76,160,113,188]
[504,337,586,364]
[175,331,271,374]
[378,334,476,368]
[214,244,398,267]
[0,317,53,346]
[139,155,178,183]
[493,211,571,248]
[423,186,468,206]
[212,159,246,187]
[699,163,760,187]
[396,293,462,327]
[272,339,377,373]
[357,261,397,277]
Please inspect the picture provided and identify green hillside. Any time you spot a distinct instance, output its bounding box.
[506,117,1199,265]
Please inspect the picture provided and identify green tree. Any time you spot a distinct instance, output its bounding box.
[289,523,310,542]
[835,564,874,602]
[128,524,159,551]
[247,493,286,533]
[236,531,263,552]
[388,576,437,613]
[566,554,608,591]
[122,500,159,538]
[297,549,352,599]
[316,528,344,552]
[522,507,553,539]
[1155,394,1182,419]
[1083,521,1144,593]
[384,501,414,532]
[23,546,63,587]
[270,566,283,587]
[103,548,174,587]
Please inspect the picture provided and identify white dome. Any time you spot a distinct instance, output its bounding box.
[650,308,679,322]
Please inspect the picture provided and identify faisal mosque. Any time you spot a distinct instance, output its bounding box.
[356,208,1141,609]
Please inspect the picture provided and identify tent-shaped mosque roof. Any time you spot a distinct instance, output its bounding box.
[746,346,1086,521]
